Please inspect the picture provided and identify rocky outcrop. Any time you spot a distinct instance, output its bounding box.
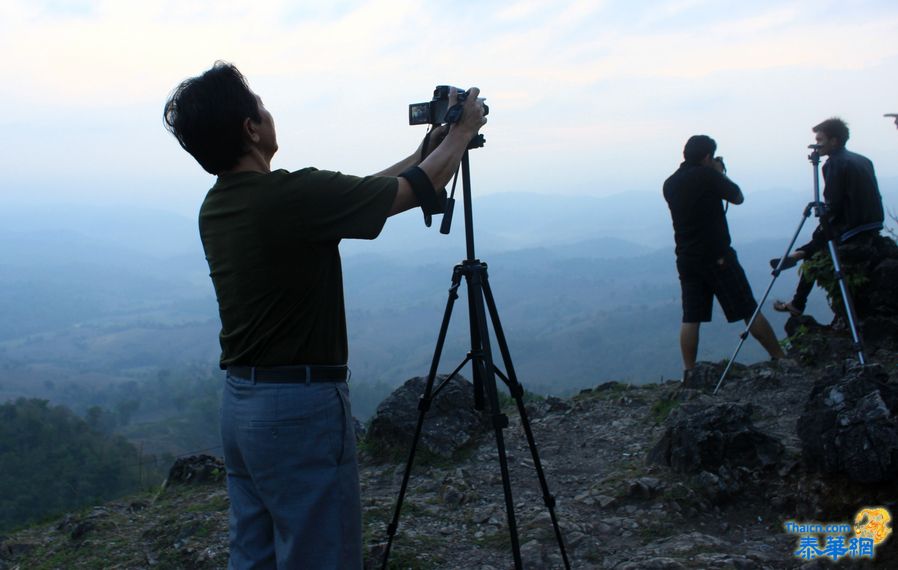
[839,233,898,323]
[784,315,857,364]
[796,234,898,354]
[166,455,225,486]
[365,374,489,460]
[647,399,784,474]
[797,362,898,482]
[4,341,897,568]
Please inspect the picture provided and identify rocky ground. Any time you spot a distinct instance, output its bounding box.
[2,325,897,569]
[358,351,897,569]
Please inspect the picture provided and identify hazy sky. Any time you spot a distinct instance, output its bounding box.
[2,0,897,218]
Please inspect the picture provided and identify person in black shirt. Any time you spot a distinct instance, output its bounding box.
[772,118,884,317]
[664,135,785,378]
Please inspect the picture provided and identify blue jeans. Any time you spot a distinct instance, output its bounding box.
[221,372,361,569]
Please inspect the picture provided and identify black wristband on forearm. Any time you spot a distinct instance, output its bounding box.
[399,166,446,216]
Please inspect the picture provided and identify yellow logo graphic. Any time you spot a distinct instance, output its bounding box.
[854,508,892,546]
[786,506,892,561]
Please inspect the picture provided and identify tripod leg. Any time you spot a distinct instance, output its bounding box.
[826,240,867,364]
[466,265,523,570]
[714,205,814,394]
[481,277,571,569]
[381,267,463,569]
[714,324,752,395]
[467,270,487,412]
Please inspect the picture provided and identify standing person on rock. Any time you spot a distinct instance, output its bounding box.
[163,61,486,569]
[663,135,785,381]
[771,117,885,319]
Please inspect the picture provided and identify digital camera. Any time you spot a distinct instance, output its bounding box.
[409,85,488,125]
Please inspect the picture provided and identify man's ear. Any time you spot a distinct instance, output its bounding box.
[242,117,261,144]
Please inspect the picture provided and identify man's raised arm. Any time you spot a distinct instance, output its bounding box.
[388,88,487,216]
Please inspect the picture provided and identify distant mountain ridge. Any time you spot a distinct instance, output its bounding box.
[1,184,894,412]
[3,180,895,260]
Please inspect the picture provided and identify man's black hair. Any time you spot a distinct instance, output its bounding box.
[813,117,850,148]
[163,61,261,175]
[683,135,716,163]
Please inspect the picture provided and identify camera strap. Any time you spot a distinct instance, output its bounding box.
[419,129,432,163]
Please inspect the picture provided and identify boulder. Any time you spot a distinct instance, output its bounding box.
[785,315,856,364]
[166,454,225,485]
[849,236,898,350]
[366,374,489,459]
[797,362,898,482]
[647,401,783,474]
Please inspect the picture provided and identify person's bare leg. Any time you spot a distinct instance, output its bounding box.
[747,312,786,359]
[680,322,700,370]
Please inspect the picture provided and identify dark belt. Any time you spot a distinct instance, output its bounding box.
[227,365,349,383]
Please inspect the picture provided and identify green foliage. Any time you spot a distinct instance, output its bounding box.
[650,395,680,424]
[785,323,831,365]
[800,251,868,314]
[790,324,810,340]
[0,398,145,533]
[98,368,223,458]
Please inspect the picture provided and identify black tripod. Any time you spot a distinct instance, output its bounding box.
[380,142,570,569]
[714,144,867,394]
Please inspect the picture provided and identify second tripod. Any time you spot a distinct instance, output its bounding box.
[715,144,867,393]
[380,150,570,569]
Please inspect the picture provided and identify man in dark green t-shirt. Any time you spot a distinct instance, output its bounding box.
[200,168,396,368]
[164,62,486,569]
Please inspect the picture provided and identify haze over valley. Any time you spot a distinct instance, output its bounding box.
[5,182,895,429]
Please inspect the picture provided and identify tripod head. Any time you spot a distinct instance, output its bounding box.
[807,143,822,164]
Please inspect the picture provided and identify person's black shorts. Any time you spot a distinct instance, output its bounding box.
[676,249,758,323]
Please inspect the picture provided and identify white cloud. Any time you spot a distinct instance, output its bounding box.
[496,0,549,22]
[1,0,897,209]
[3,0,897,107]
